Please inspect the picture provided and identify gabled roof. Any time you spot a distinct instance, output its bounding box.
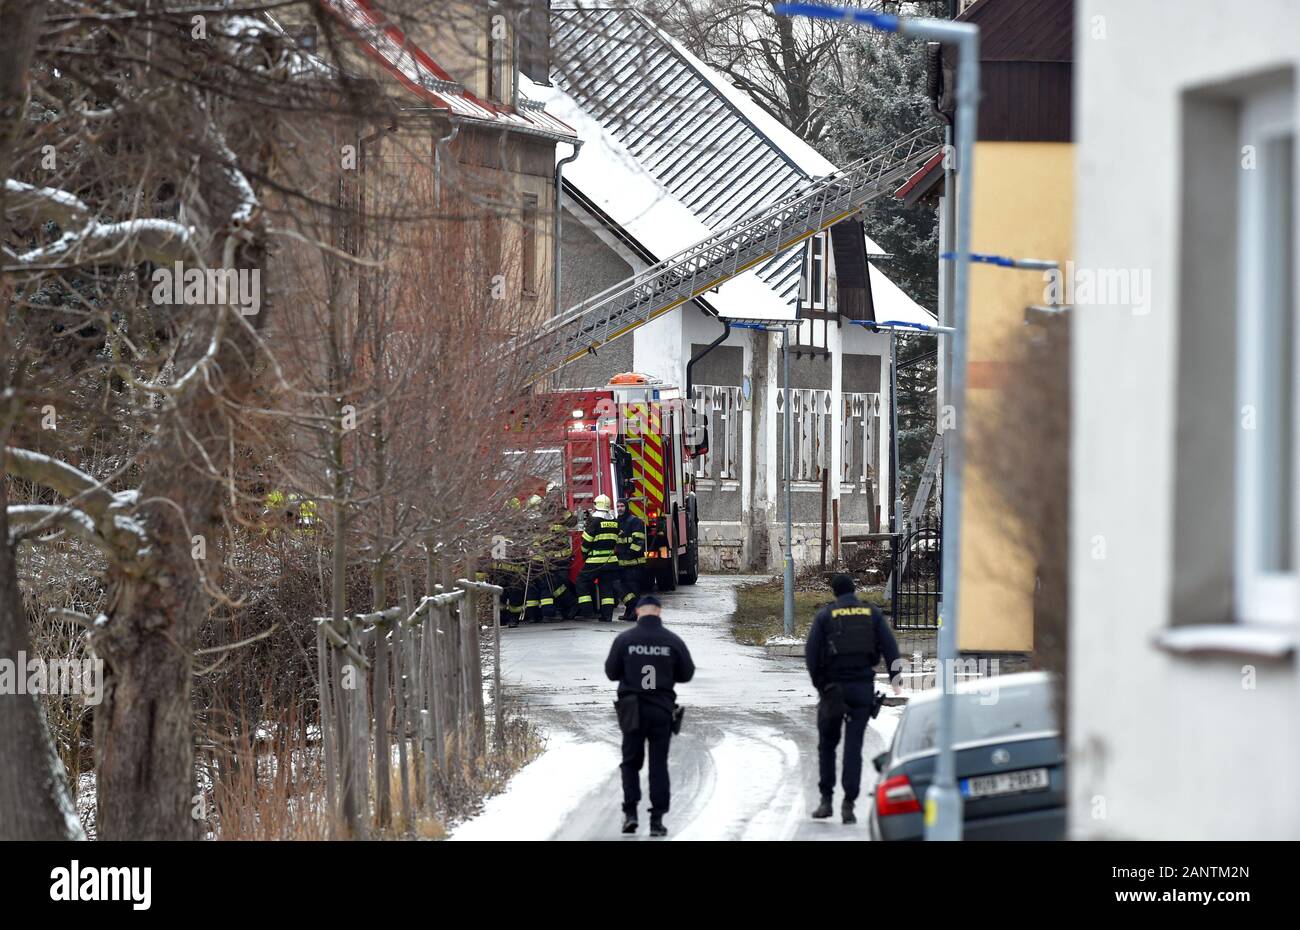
[545,3,933,325]
[531,74,791,322]
[322,0,575,139]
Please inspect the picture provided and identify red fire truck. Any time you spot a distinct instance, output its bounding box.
[522,373,700,590]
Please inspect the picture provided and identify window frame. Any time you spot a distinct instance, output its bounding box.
[486,10,514,105]
[1234,80,1297,627]
[521,191,539,299]
[801,231,828,312]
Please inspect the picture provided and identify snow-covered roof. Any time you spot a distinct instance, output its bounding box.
[322,0,575,139]
[526,75,791,322]
[548,3,933,325]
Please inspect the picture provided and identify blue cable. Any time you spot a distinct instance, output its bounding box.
[940,250,1015,267]
[772,3,900,32]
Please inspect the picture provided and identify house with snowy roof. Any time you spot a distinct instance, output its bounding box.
[530,3,937,571]
[320,0,576,333]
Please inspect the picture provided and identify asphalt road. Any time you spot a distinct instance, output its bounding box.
[453,574,899,841]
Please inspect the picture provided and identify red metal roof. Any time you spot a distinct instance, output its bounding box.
[322,0,576,138]
[894,149,946,201]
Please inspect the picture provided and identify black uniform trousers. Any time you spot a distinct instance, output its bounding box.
[817,680,874,802]
[615,563,644,615]
[544,561,577,619]
[576,560,619,620]
[620,700,674,815]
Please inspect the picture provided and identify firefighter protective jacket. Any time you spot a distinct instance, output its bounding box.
[542,510,576,567]
[581,512,621,565]
[617,512,647,567]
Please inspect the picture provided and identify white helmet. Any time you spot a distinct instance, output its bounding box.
[593,494,613,511]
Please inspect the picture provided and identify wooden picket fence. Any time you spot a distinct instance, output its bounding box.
[313,575,504,837]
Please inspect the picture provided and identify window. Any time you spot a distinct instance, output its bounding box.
[800,232,828,310]
[1173,71,1297,633]
[1235,81,1296,625]
[522,192,539,297]
[486,10,513,104]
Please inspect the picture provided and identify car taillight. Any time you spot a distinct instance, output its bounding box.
[875,774,922,817]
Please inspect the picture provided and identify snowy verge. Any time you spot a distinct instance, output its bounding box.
[449,729,617,841]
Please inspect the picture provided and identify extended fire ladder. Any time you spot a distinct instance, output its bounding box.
[514,125,945,383]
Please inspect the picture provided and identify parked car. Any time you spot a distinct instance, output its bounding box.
[868,670,1066,840]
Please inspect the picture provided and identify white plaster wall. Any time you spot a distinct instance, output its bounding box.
[1072,0,1300,839]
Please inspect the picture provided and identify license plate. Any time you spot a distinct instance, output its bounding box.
[960,767,1050,799]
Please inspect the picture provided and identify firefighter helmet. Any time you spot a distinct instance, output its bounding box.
[593,494,613,511]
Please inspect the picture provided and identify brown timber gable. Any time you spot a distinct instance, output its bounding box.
[959,0,1074,143]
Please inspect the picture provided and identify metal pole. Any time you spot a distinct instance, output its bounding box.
[906,17,978,844]
[939,123,955,419]
[783,325,795,637]
[773,1,980,842]
[890,330,901,534]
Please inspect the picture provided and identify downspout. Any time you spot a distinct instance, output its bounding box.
[433,117,460,206]
[685,315,731,398]
[553,140,583,315]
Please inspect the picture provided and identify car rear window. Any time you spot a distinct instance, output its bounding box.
[895,681,1058,758]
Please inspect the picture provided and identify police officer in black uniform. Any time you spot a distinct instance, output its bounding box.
[805,573,902,824]
[604,595,695,836]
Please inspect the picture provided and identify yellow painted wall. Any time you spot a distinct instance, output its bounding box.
[958,142,1074,653]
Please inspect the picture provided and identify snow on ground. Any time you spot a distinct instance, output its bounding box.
[449,729,617,841]
[452,576,903,841]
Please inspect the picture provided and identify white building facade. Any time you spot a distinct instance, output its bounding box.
[534,4,936,571]
[1072,0,1299,838]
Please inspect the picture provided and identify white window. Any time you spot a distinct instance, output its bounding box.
[487,10,514,104]
[800,232,827,311]
[1235,81,1296,625]
[522,192,539,297]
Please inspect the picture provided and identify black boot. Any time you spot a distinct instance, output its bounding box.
[842,799,857,824]
[622,808,638,834]
[812,795,834,819]
[649,813,667,837]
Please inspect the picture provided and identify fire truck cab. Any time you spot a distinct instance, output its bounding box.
[555,373,700,589]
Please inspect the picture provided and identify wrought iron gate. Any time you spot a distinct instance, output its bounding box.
[890,514,942,630]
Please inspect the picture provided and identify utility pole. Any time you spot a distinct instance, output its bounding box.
[775,2,980,841]
[783,323,795,637]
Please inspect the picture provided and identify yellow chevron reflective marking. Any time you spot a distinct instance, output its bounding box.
[641,442,663,467]
[630,500,647,520]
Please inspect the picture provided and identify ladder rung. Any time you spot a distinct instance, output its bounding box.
[515,126,944,382]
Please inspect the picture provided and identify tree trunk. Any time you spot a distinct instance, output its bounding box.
[0,0,79,848]
[93,561,198,840]
[372,574,391,829]
[0,499,82,840]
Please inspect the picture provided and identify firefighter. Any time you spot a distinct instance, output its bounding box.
[575,494,621,621]
[489,497,529,628]
[615,498,647,622]
[804,573,903,824]
[488,547,528,629]
[520,495,549,623]
[541,502,579,620]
